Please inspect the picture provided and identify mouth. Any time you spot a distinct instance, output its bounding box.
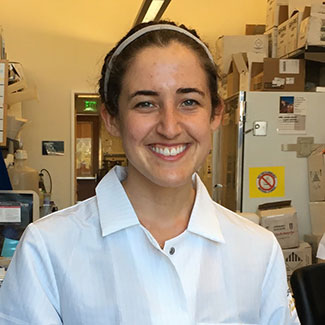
[149,144,188,157]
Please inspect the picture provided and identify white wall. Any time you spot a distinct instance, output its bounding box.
[0,0,267,209]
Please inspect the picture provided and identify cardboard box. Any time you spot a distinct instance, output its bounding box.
[226,53,266,97]
[277,20,288,57]
[251,58,305,91]
[216,35,268,76]
[263,58,305,91]
[289,0,311,16]
[264,27,278,58]
[266,0,289,31]
[257,202,299,249]
[250,70,264,91]
[309,201,325,236]
[310,0,325,15]
[276,10,304,57]
[286,11,305,54]
[298,6,325,47]
[246,24,266,35]
[304,233,323,263]
[283,242,312,279]
[308,146,325,201]
[250,62,264,91]
[239,53,266,91]
[226,55,241,98]
[227,69,239,99]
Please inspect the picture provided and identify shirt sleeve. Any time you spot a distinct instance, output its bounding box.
[0,224,62,324]
[316,233,325,260]
[260,235,301,325]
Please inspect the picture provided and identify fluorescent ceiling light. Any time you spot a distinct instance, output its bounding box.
[134,0,171,26]
[143,0,164,22]
[77,94,100,99]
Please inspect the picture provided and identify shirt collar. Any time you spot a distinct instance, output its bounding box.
[96,166,140,237]
[187,174,225,244]
[96,166,225,243]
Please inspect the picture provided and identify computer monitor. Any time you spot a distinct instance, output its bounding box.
[0,190,39,257]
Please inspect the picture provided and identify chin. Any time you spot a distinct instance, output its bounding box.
[147,171,194,189]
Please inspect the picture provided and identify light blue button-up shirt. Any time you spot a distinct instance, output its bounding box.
[0,166,299,324]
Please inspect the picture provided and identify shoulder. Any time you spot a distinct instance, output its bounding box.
[27,196,100,248]
[194,174,276,251]
[214,202,278,253]
[36,195,98,226]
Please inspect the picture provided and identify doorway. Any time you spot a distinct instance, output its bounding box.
[76,114,99,201]
[75,94,100,202]
[72,92,127,204]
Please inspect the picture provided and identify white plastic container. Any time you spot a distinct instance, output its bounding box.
[8,150,39,194]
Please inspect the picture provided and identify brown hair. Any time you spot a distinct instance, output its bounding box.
[98,20,220,118]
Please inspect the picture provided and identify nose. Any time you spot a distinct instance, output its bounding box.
[156,105,182,139]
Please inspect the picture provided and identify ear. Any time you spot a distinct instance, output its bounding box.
[210,98,224,131]
[100,104,121,137]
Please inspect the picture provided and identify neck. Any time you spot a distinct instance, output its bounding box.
[122,167,196,247]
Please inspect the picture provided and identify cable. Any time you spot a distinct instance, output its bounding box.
[40,168,52,194]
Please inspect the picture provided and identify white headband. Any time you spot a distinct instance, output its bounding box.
[103,24,214,102]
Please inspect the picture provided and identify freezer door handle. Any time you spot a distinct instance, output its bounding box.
[253,121,267,136]
[213,184,224,204]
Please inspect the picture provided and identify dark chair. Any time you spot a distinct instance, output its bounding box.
[290,263,325,325]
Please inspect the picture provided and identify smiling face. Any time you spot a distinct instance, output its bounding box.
[102,41,222,189]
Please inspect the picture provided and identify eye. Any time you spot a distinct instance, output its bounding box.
[181,99,199,107]
[134,101,155,109]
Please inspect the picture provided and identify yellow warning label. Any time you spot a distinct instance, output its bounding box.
[249,166,285,198]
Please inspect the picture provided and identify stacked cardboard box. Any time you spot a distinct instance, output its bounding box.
[265,0,289,31]
[282,242,312,281]
[271,1,325,57]
[304,233,323,263]
[250,58,305,91]
[226,53,266,98]
[264,27,279,58]
[215,0,325,98]
[257,201,299,249]
[298,1,325,48]
[264,0,289,58]
[215,34,268,99]
[216,34,269,77]
[257,201,312,281]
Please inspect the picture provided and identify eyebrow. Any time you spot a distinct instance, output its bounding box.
[176,88,205,97]
[128,87,205,100]
[129,90,158,100]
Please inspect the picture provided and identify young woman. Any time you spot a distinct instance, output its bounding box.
[0,21,300,324]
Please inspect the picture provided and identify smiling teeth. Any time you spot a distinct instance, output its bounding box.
[151,145,186,156]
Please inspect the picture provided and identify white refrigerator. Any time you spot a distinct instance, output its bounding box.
[213,91,325,238]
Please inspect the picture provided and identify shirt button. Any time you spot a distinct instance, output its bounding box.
[169,247,175,255]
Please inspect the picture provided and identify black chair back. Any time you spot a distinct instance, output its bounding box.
[290,263,325,325]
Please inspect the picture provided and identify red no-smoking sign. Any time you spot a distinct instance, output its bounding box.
[256,171,278,193]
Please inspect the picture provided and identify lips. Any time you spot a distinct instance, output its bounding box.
[149,144,187,157]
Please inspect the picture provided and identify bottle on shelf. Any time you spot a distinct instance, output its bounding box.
[7,149,39,195]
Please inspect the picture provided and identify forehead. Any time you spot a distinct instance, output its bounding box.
[122,41,208,89]
[132,41,202,67]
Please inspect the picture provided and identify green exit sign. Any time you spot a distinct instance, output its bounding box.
[84,100,97,112]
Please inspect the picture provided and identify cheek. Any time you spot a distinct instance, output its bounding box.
[189,117,213,140]
[120,115,151,145]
